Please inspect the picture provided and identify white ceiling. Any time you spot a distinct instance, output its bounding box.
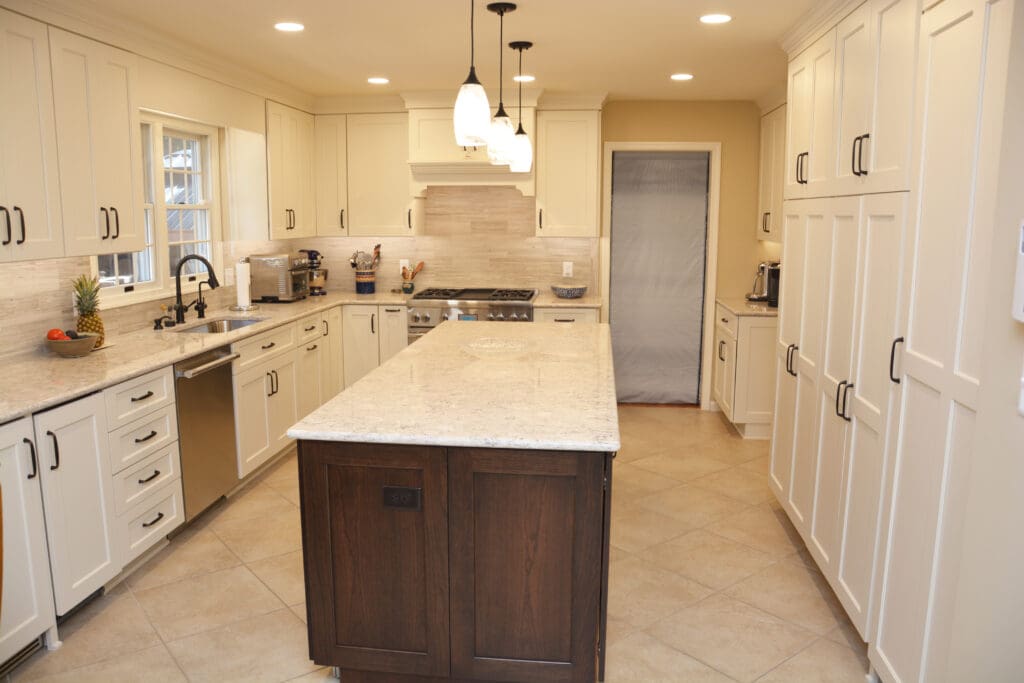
[71,0,817,101]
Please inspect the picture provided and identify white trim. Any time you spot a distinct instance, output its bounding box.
[779,0,863,57]
[600,141,722,410]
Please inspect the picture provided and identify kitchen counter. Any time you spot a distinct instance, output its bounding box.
[288,320,620,452]
[534,291,603,308]
[0,291,406,424]
[717,297,779,317]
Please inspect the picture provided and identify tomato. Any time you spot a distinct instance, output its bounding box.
[46,328,69,341]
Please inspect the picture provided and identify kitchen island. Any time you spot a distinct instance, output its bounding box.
[288,321,620,683]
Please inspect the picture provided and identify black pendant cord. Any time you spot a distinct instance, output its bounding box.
[517,48,523,130]
[470,0,475,68]
[497,11,504,109]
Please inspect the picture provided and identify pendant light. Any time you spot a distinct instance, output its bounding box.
[486,3,517,165]
[508,41,533,173]
[453,0,491,147]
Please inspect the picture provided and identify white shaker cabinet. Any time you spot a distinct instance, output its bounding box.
[49,28,144,256]
[713,302,778,439]
[232,333,298,478]
[535,110,600,237]
[785,30,836,199]
[378,306,409,364]
[756,104,786,241]
[347,113,416,236]
[314,114,348,236]
[295,339,324,420]
[0,9,63,262]
[322,306,344,400]
[342,305,408,388]
[267,100,315,239]
[0,419,57,663]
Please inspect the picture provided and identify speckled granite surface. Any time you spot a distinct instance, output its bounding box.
[288,321,620,452]
[534,291,602,308]
[716,297,779,317]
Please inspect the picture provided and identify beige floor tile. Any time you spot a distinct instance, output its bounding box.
[14,645,186,683]
[649,594,816,683]
[212,504,304,562]
[290,602,308,624]
[631,453,734,482]
[126,527,240,591]
[738,454,771,476]
[285,669,341,682]
[260,450,297,485]
[612,462,683,500]
[167,608,319,683]
[636,485,750,527]
[698,436,771,466]
[13,590,159,679]
[264,475,303,506]
[724,560,847,635]
[640,529,777,590]
[826,619,867,652]
[756,638,869,682]
[209,482,297,528]
[707,504,805,558]
[248,549,307,606]
[604,615,635,647]
[134,564,285,641]
[604,632,734,682]
[690,466,775,505]
[610,503,699,553]
[609,544,631,563]
[607,557,711,629]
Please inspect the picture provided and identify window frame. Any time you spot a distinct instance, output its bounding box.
[93,112,223,309]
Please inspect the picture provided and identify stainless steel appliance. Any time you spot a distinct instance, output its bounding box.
[407,288,536,343]
[174,348,240,521]
[299,249,328,296]
[249,252,310,302]
[767,263,781,308]
[746,261,780,302]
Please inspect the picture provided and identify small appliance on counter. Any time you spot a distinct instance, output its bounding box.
[249,252,310,302]
[767,262,781,308]
[299,249,328,296]
[350,244,381,294]
[746,261,780,302]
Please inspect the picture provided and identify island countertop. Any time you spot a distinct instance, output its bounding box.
[288,321,621,452]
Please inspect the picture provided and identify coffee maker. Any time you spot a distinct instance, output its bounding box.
[746,261,780,302]
[299,249,328,296]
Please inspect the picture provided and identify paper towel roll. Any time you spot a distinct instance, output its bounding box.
[236,261,251,307]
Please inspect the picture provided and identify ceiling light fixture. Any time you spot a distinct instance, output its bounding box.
[367,77,389,85]
[699,13,732,24]
[513,74,535,82]
[486,2,517,166]
[454,0,491,147]
[671,73,695,81]
[508,40,533,173]
[274,21,304,32]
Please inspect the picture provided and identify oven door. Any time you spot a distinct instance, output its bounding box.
[408,327,431,344]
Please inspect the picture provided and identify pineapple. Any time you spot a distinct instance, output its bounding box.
[72,274,105,348]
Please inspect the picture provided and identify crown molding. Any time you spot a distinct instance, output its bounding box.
[780,0,862,57]
[399,89,542,110]
[536,91,607,111]
[0,0,315,111]
[313,95,409,115]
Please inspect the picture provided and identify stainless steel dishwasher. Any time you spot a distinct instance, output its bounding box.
[174,347,240,521]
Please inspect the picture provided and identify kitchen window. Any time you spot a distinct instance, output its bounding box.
[94,115,222,307]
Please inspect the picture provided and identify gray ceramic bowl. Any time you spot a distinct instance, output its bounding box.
[551,284,588,299]
[46,333,100,358]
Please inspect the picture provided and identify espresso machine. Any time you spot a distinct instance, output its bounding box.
[746,261,780,302]
[299,249,328,296]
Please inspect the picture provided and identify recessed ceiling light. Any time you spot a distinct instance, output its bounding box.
[670,73,694,81]
[367,77,390,85]
[274,21,304,32]
[700,13,732,24]
[513,74,535,83]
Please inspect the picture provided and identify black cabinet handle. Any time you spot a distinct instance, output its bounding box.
[286,209,295,230]
[852,136,861,176]
[0,207,10,245]
[100,207,110,239]
[266,372,273,397]
[46,430,59,471]
[111,206,120,238]
[14,206,25,244]
[384,308,401,313]
[306,344,318,351]
[407,208,412,230]
[134,430,158,444]
[322,320,328,336]
[138,469,161,484]
[889,336,904,384]
[261,341,276,350]
[787,344,800,376]
[836,380,847,418]
[131,390,154,403]
[554,318,576,323]
[24,438,38,479]
[272,370,279,395]
[371,313,375,334]
[721,317,729,324]
[340,209,345,230]
[538,208,543,230]
[858,133,870,176]
[762,212,771,233]
[841,383,854,421]
[142,512,165,528]
[718,340,726,361]
[304,325,317,332]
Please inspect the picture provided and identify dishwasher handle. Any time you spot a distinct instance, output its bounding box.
[177,352,240,379]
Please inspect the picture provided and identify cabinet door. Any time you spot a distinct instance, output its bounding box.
[832,4,873,191]
[34,393,118,614]
[296,112,316,236]
[769,105,787,239]
[785,53,812,199]
[712,327,727,412]
[0,419,56,663]
[722,332,736,420]
[50,28,143,256]
[347,113,411,236]
[234,364,274,478]
[315,115,348,236]
[266,101,290,237]
[268,101,315,239]
[0,9,63,263]
[323,306,344,400]
[449,448,604,682]
[300,442,450,676]
[769,347,798,502]
[732,317,779,424]
[378,306,408,364]
[805,29,837,193]
[295,341,323,419]
[408,108,488,163]
[756,111,776,240]
[342,305,380,388]
[535,110,600,237]
[268,353,298,455]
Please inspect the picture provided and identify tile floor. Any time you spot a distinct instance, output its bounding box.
[8,405,869,683]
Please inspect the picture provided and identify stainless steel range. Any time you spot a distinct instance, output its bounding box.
[407,288,536,343]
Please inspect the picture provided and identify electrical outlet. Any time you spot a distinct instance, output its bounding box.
[399,258,410,276]
[562,261,574,278]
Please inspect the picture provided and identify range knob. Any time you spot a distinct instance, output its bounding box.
[442,313,449,321]
[412,313,421,323]
[509,312,519,320]
[495,312,505,321]
[487,313,496,321]
[423,312,431,322]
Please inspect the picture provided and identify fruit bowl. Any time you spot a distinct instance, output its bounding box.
[46,333,100,358]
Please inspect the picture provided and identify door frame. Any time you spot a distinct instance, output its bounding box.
[600,141,722,409]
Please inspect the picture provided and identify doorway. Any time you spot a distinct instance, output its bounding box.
[604,145,720,405]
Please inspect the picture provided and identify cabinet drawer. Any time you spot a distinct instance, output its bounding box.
[104,367,174,429]
[232,324,296,373]
[119,479,184,565]
[715,304,739,337]
[108,404,178,473]
[535,307,599,323]
[113,443,180,514]
[297,313,322,343]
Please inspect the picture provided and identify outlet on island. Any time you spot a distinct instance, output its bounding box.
[563,261,574,278]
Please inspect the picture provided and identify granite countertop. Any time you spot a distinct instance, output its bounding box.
[0,291,406,425]
[716,297,779,317]
[534,291,602,308]
[288,321,621,452]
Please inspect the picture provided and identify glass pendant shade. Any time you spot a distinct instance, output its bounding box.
[508,127,532,172]
[454,73,491,146]
[487,108,516,164]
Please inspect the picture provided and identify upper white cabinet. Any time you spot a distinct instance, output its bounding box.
[314,114,348,236]
[535,110,600,237]
[0,9,63,262]
[267,100,315,239]
[785,29,836,199]
[757,105,786,241]
[49,28,145,256]
[408,108,489,164]
[347,113,418,236]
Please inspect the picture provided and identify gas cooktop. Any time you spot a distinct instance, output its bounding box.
[413,288,537,303]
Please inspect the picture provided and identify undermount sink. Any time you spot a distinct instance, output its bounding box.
[175,318,264,334]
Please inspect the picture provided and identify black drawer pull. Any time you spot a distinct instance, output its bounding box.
[138,469,161,484]
[47,430,60,470]
[538,208,543,229]
[261,341,276,350]
[134,430,158,444]
[24,438,38,479]
[841,383,854,422]
[0,207,9,245]
[142,512,165,528]
[100,207,110,239]
[111,206,120,238]
[385,308,401,313]
[718,340,726,361]
[721,317,729,323]
[554,318,576,323]
[836,380,847,418]
[131,390,154,403]
[304,325,317,332]
[14,206,25,244]
[339,209,344,229]
[306,344,318,351]
[889,336,904,384]
[407,208,412,230]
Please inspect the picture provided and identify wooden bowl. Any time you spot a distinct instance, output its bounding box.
[46,333,100,358]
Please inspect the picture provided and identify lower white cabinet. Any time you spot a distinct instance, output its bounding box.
[535,307,599,323]
[233,350,297,478]
[322,306,344,399]
[712,303,778,439]
[0,419,56,663]
[295,338,323,419]
[378,306,409,364]
[342,305,408,388]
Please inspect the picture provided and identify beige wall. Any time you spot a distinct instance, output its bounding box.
[601,100,780,299]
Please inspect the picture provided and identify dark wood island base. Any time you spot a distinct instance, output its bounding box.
[297,440,614,683]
